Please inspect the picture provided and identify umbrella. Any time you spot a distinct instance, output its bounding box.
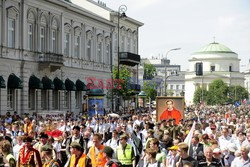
[108,113,120,118]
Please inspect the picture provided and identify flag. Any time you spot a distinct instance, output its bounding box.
[184,121,196,152]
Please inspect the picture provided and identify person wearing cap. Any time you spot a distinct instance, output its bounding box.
[41,144,60,167]
[116,134,136,167]
[174,142,198,167]
[67,142,91,167]
[103,146,121,167]
[160,100,182,124]
[198,147,221,167]
[88,133,107,167]
[166,145,178,167]
[0,139,16,167]
[17,136,42,167]
[34,132,57,162]
[66,125,84,157]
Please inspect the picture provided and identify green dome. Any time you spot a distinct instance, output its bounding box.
[195,42,235,54]
[138,91,146,97]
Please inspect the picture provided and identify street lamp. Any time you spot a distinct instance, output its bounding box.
[116,5,127,112]
[164,48,181,96]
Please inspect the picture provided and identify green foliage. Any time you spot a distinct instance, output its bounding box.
[193,87,208,104]
[193,79,249,105]
[143,63,156,80]
[143,80,157,100]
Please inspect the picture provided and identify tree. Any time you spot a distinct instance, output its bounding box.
[193,87,208,104]
[143,80,157,100]
[206,79,228,105]
[143,63,156,80]
[228,85,249,104]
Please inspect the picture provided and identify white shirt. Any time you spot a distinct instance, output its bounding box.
[106,138,119,151]
[231,157,250,167]
[13,143,23,160]
[218,135,234,150]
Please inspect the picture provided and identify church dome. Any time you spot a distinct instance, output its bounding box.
[194,42,235,54]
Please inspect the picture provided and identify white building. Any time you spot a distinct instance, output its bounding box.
[244,59,250,98]
[0,0,143,115]
[185,42,245,105]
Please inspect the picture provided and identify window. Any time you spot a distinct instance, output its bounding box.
[27,24,33,50]
[75,91,81,108]
[210,66,215,72]
[74,35,80,58]
[40,27,45,52]
[133,39,136,53]
[64,91,69,108]
[64,33,70,56]
[127,38,131,52]
[7,89,14,109]
[97,42,102,62]
[41,90,47,110]
[105,44,110,64]
[176,85,179,90]
[170,85,174,90]
[53,90,58,109]
[121,36,125,51]
[52,30,56,53]
[182,85,185,90]
[28,89,35,109]
[229,66,232,72]
[8,18,15,47]
[87,40,91,61]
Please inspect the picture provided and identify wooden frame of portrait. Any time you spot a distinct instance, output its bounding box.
[156,96,184,122]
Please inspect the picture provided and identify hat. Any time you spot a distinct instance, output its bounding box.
[227,143,237,152]
[39,132,48,139]
[213,148,221,154]
[103,146,114,155]
[70,142,82,150]
[41,144,52,152]
[73,126,80,131]
[23,136,33,143]
[168,145,178,151]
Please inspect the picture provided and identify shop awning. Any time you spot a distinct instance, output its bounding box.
[76,79,87,91]
[8,74,23,89]
[29,75,43,89]
[86,83,104,96]
[0,76,6,88]
[42,77,54,89]
[65,79,76,91]
[53,77,65,90]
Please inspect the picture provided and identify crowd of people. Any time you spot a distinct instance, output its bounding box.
[0,104,249,167]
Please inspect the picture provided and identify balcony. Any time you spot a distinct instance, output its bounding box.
[119,52,140,66]
[39,53,64,72]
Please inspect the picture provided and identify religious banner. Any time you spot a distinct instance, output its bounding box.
[88,96,104,117]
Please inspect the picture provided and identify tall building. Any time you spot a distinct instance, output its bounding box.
[185,42,245,105]
[243,59,250,98]
[0,0,143,115]
[139,57,185,97]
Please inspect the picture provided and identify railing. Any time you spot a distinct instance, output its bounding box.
[39,53,64,64]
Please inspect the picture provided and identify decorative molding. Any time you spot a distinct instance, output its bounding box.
[27,8,36,22]
[74,27,81,36]
[86,30,93,40]
[40,13,47,25]
[64,23,71,33]
[97,34,103,43]
[7,6,19,19]
[105,36,111,44]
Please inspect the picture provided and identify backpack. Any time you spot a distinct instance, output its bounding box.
[106,159,122,167]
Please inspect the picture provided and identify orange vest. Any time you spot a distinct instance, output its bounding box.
[24,123,33,135]
[70,153,87,167]
[89,145,106,167]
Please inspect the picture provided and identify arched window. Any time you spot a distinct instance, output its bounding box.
[27,10,36,51]
[40,13,47,52]
[86,31,93,61]
[97,34,103,63]
[64,23,71,56]
[74,27,81,59]
[105,37,111,64]
[7,7,19,48]
[51,17,58,53]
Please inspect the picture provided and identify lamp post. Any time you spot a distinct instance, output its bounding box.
[116,5,127,112]
[164,48,181,96]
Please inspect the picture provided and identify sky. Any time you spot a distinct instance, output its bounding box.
[101,0,250,71]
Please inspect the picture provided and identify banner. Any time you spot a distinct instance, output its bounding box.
[88,96,104,117]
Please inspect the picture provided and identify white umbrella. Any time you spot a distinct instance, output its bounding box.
[108,113,120,118]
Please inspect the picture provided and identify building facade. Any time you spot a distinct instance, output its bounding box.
[185,42,245,105]
[0,0,143,115]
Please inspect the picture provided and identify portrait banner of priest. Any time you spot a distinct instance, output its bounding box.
[156,96,184,124]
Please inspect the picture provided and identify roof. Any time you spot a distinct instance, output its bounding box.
[194,42,235,54]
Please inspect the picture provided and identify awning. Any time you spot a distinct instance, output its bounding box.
[65,79,76,91]
[53,77,65,90]
[76,79,87,91]
[42,77,54,89]
[29,75,43,89]
[0,76,6,88]
[86,83,104,96]
[8,74,23,89]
